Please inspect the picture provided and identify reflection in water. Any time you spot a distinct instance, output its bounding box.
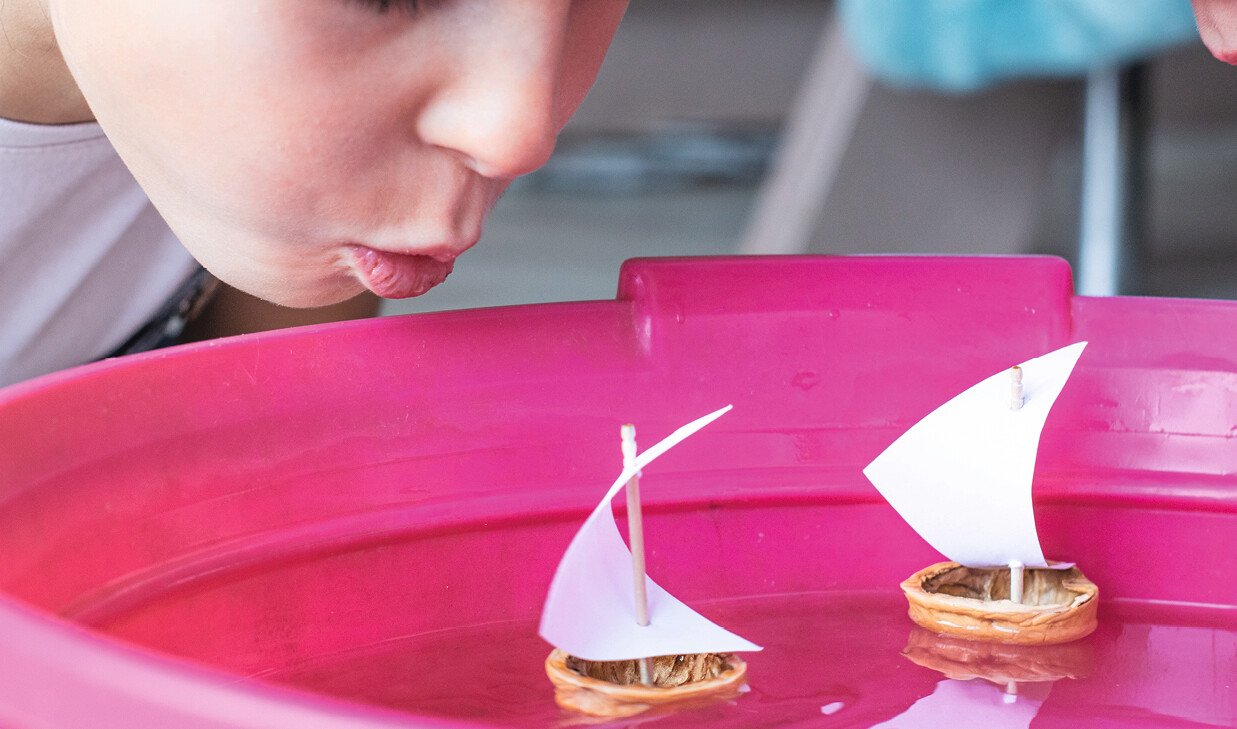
[874,627,1088,729]
[819,700,845,715]
[901,626,1095,684]
[127,590,1232,727]
[1042,620,1237,727]
[871,679,1051,729]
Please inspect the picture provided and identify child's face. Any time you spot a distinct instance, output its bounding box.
[1193,0,1237,64]
[49,0,627,306]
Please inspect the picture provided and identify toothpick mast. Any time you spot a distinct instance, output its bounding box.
[621,425,656,685]
[1010,365,1024,410]
[1008,367,1026,604]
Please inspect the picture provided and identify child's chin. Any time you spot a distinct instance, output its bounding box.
[241,274,366,310]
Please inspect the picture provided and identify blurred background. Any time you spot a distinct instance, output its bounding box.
[384,0,1237,317]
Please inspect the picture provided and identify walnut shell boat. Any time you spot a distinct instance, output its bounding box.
[901,562,1098,645]
[545,649,747,718]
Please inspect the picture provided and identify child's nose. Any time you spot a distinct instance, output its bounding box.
[417,80,558,180]
[416,11,567,179]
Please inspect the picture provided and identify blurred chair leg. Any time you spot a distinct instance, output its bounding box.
[1077,64,1148,296]
[740,12,872,255]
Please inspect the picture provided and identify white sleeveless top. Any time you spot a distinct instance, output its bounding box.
[0,117,198,387]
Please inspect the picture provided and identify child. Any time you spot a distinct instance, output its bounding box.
[0,0,627,385]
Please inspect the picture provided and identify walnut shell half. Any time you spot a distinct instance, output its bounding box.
[545,649,747,718]
[902,562,1098,645]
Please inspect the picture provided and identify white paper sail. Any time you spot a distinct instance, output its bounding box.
[539,405,763,661]
[863,342,1087,568]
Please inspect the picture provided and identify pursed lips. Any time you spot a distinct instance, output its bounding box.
[345,243,457,298]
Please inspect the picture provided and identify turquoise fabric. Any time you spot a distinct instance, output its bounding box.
[838,0,1201,92]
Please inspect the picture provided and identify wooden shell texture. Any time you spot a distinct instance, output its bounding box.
[545,650,747,718]
[902,562,1098,645]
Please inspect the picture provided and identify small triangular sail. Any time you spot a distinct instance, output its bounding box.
[539,405,762,661]
[863,343,1087,568]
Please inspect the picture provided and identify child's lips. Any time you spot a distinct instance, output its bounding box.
[345,244,455,298]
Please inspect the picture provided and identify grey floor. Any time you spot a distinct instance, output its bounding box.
[381,110,1237,317]
[375,19,1237,317]
[381,175,1235,318]
[381,182,755,316]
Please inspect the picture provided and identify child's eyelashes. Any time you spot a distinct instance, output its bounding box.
[354,0,422,15]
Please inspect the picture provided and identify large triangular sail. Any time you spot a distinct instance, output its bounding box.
[539,406,762,661]
[863,343,1087,568]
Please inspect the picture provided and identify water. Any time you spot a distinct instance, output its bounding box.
[258,592,1235,728]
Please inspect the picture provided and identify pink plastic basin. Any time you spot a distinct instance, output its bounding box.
[0,256,1232,728]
